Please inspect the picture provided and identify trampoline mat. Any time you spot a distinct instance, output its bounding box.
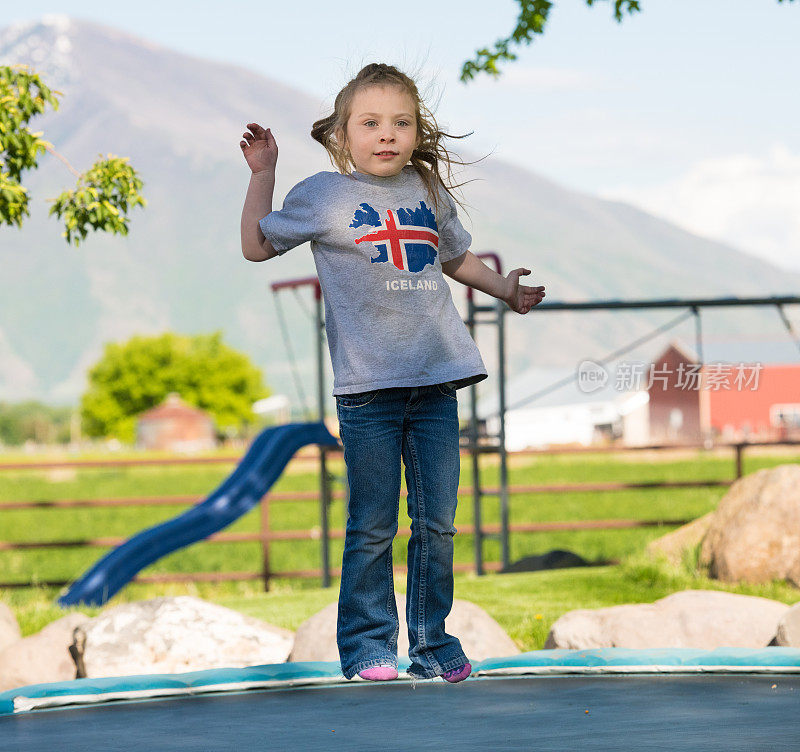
[2,673,798,751]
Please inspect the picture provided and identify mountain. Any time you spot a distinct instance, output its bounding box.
[2,15,798,410]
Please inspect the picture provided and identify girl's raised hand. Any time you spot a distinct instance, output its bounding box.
[503,268,546,314]
[240,123,278,175]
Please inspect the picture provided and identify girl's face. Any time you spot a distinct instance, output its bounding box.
[341,85,420,177]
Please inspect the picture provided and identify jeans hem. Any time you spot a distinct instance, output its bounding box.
[406,653,470,679]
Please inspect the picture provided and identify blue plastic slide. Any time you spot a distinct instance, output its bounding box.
[58,422,340,607]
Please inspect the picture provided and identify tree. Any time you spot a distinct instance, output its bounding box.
[0,64,146,245]
[461,0,796,82]
[80,332,269,442]
[0,400,72,446]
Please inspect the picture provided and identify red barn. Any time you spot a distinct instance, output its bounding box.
[136,393,217,452]
[700,364,800,442]
[647,341,800,444]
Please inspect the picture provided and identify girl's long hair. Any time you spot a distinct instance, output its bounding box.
[311,63,485,216]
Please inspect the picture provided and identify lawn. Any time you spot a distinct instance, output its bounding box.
[1,445,798,650]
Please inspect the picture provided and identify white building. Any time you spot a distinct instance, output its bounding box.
[475,366,649,451]
[253,394,291,424]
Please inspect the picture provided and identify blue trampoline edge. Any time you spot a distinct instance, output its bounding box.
[3,647,799,716]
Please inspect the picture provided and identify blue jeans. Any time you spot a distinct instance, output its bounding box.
[334,383,468,679]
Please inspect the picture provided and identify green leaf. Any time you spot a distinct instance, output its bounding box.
[1,64,143,243]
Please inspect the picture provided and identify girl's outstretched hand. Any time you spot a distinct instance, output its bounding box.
[240,123,278,174]
[503,268,546,314]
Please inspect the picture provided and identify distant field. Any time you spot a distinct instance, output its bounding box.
[1,445,798,649]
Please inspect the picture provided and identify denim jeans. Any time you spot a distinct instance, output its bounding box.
[334,382,468,679]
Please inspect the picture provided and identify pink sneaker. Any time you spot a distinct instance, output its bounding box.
[358,664,398,681]
[442,663,472,683]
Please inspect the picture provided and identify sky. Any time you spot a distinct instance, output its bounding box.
[2,1,799,271]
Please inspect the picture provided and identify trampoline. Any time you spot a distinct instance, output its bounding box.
[2,648,799,751]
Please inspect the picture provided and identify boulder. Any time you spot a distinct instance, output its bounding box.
[289,593,519,662]
[81,596,293,678]
[544,589,789,649]
[699,464,800,586]
[772,602,800,647]
[0,613,88,692]
[0,603,20,652]
[646,512,715,568]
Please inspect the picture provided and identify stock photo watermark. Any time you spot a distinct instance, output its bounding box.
[576,360,763,394]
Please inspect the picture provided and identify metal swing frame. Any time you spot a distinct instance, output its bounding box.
[270,251,511,586]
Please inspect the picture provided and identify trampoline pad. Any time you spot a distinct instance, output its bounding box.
[3,673,799,752]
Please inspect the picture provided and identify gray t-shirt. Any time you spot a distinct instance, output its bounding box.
[260,164,488,396]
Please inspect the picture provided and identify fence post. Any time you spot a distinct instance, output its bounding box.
[260,494,271,592]
[735,443,744,479]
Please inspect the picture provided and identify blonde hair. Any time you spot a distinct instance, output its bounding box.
[311,63,484,216]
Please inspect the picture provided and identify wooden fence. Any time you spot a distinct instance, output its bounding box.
[1,441,797,591]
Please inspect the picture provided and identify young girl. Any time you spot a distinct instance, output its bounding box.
[239,63,545,683]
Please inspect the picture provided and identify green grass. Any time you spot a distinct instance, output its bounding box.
[1,446,799,650]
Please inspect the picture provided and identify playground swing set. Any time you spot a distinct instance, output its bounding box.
[269,251,513,587]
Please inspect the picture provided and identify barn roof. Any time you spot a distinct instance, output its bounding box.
[138,393,211,422]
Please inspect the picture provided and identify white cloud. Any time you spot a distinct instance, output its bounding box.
[598,143,800,272]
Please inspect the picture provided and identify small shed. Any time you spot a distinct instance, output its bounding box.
[136,393,217,452]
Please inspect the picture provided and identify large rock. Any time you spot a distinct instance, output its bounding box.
[646,512,715,568]
[545,590,789,649]
[699,464,800,586]
[0,603,20,652]
[772,602,800,647]
[289,594,519,662]
[0,613,88,692]
[82,596,293,678]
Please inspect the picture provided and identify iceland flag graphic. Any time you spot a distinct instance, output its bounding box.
[350,200,439,273]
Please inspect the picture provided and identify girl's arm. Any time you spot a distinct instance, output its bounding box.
[239,123,279,262]
[241,170,277,261]
[442,251,546,314]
